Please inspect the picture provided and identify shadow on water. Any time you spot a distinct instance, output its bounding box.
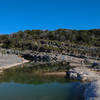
[0,64,85,100]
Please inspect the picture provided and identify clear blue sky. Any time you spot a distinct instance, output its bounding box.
[0,0,100,34]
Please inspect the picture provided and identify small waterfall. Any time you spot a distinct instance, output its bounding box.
[84,80,100,100]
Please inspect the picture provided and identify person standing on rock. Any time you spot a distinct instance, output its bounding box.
[80,60,84,68]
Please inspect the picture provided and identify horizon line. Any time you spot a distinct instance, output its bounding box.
[0,28,100,35]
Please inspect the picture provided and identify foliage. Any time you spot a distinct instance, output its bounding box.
[0,29,100,57]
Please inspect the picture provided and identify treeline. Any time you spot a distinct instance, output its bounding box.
[0,28,100,50]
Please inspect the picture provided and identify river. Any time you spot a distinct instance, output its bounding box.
[0,69,84,100]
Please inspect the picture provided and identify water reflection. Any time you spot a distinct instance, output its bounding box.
[0,69,84,100]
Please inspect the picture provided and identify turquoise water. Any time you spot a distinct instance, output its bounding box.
[0,82,84,100]
[0,69,84,100]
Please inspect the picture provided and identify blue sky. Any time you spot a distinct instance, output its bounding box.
[0,0,100,34]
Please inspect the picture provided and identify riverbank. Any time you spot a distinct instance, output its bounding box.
[44,72,66,76]
[0,60,29,70]
[0,53,29,71]
[0,51,99,75]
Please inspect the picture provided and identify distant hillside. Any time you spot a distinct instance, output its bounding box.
[0,28,100,46]
[0,29,100,57]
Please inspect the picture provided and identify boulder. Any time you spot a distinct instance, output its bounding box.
[69,72,77,79]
